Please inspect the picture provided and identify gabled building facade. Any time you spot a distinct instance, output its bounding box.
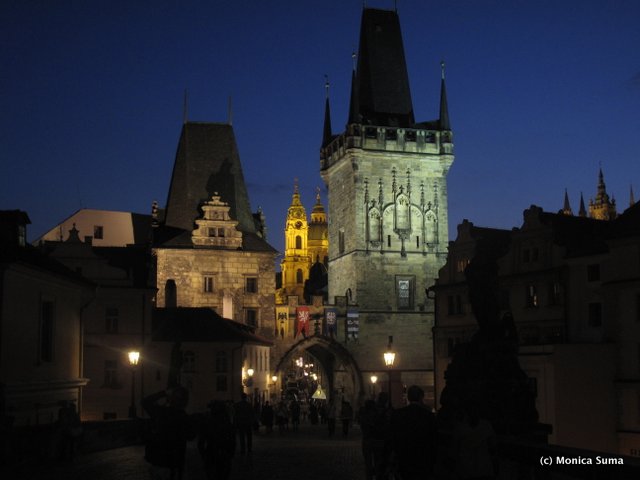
[153,121,277,404]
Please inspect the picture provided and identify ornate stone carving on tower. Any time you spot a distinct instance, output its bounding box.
[319,8,454,400]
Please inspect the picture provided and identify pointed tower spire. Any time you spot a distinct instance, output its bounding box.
[439,60,451,131]
[322,76,333,147]
[578,192,587,217]
[562,188,573,216]
[630,185,636,207]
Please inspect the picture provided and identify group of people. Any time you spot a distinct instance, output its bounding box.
[142,389,251,480]
[141,385,496,480]
[358,385,497,480]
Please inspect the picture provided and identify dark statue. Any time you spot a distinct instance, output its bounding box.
[439,243,539,435]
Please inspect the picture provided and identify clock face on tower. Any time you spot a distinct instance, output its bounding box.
[295,221,303,229]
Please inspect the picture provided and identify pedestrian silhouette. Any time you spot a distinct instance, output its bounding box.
[198,400,235,480]
[390,385,437,480]
[142,387,196,480]
[233,393,255,454]
[341,400,353,436]
[261,401,274,433]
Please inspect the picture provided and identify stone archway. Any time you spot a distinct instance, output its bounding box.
[274,336,365,407]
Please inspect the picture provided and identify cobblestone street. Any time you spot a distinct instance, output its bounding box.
[4,424,365,480]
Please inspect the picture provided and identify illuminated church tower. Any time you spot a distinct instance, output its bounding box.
[281,183,311,300]
[280,183,329,302]
[320,8,454,399]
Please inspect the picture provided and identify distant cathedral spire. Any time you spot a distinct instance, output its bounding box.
[630,185,636,207]
[562,188,573,216]
[589,168,617,220]
[578,192,587,217]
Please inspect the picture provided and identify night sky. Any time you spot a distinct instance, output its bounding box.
[2,0,639,258]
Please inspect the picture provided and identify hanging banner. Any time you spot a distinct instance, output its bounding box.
[346,309,359,341]
[324,308,337,337]
[296,306,310,338]
[276,306,289,339]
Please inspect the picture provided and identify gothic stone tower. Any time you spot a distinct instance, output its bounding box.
[320,8,454,400]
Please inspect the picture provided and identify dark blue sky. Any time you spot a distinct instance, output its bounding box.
[2,0,639,256]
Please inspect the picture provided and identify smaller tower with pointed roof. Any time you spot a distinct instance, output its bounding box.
[589,168,617,221]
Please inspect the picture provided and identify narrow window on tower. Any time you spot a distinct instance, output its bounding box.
[245,308,258,327]
[387,235,391,248]
[203,275,214,293]
[296,235,302,249]
[416,236,420,248]
[296,269,303,284]
[339,229,345,254]
[396,276,415,310]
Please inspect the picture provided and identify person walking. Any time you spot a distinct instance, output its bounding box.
[341,400,353,436]
[142,387,196,480]
[358,400,378,480]
[198,400,235,480]
[290,399,301,432]
[326,398,337,437]
[233,393,255,454]
[390,385,438,480]
[260,401,274,433]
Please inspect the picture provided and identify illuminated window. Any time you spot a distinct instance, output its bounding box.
[396,276,414,310]
[456,258,469,273]
[105,307,119,333]
[549,282,562,305]
[94,225,104,239]
[245,277,258,293]
[203,276,214,293]
[525,285,538,308]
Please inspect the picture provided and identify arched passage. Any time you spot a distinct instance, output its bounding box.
[274,336,365,407]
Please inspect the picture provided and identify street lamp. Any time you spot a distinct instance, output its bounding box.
[128,350,140,418]
[370,375,378,399]
[383,336,395,367]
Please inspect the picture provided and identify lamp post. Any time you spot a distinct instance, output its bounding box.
[271,374,278,400]
[370,375,378,399]
[383,336,397,406]
[128,350,140,418]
